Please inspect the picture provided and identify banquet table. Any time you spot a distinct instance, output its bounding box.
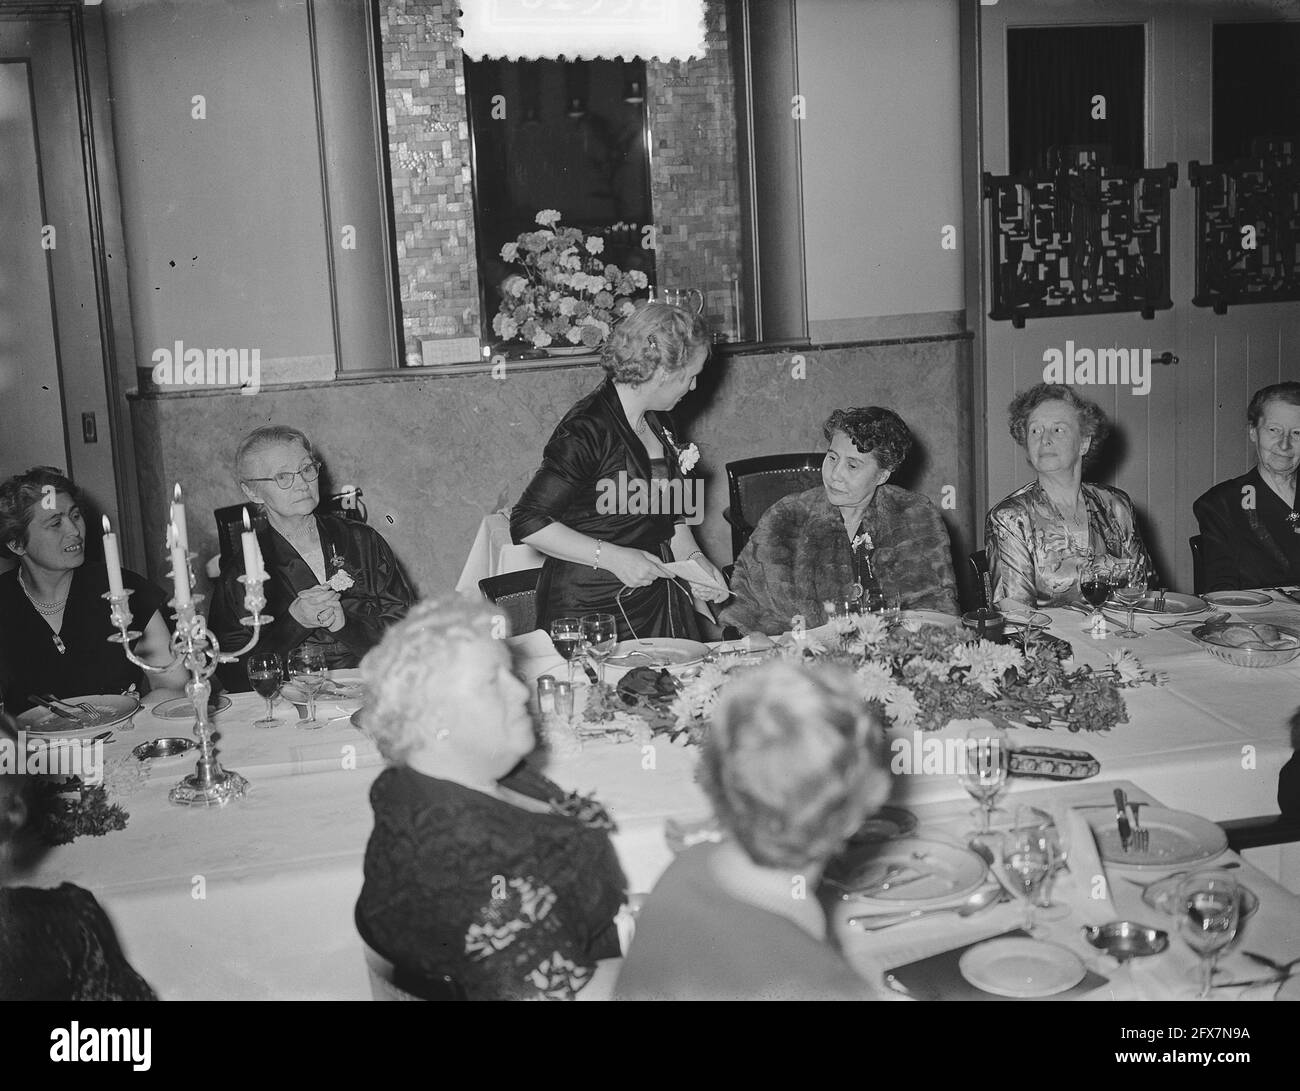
[20,595,1300,999]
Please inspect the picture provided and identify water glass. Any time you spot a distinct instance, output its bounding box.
[1002,825,1052,937]
[581,613,618,685]
[1178,870,1240,998]
[286,644,328,729]
[958,725,1009,837]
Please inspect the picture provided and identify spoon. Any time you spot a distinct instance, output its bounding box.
[847,885,1002,930]
[1149,610,1229,630]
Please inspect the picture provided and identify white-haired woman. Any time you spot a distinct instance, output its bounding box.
[354,597,626,1001]
[209,425,415,687]
[511,302,728,639]
[615,662,891,1000]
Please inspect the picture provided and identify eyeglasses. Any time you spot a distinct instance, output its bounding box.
[244,460,321,490]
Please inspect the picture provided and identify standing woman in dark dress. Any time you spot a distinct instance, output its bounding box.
[511,303,729,639]
[0,468,186,715]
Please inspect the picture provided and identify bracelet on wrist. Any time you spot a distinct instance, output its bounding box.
[593,541,603,570]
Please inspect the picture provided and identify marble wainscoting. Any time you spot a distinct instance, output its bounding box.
[128,332,975,604]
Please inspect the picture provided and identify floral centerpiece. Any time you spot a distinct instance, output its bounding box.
[493,210,650,351]
[595,616,1166,746]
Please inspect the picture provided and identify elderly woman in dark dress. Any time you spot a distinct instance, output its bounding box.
[986,383,1154,609]
[511,302,729,639]
[354,597,625,1001]
[721,407,959,635]
[209,426,415,688]
[0,467,186,714]
[0,713,156,1000]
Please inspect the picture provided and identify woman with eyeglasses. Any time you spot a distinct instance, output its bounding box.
[209,425,415,687]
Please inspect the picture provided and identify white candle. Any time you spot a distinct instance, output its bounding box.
[168,522,192,606]
[170,483,189,557]
[240,508,264,581]
[101,515,125,596]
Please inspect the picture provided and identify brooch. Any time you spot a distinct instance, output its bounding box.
[326,548,355,592]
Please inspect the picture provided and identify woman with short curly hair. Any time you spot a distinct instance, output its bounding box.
[720,406,959,635]
[615,662,890,1000]
[354,596,626,1001]
[511,301,728,638]
[986,382,1154,607]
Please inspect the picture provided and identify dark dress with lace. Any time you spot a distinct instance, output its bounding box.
[354,762,626,1001]
[511,378,703,640]
[0,564,168,716]
[0,883,157,1000]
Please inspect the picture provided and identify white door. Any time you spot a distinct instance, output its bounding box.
[980,0,1300,594]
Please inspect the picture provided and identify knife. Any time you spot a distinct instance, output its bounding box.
[1114,788,1132,852]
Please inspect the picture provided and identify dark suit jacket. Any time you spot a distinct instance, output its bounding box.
[209,513,414,688]
[1193,468,1300,592]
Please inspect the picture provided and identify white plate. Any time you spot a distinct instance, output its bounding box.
[824,837,987,906]
[16,695,141,737]
[608,638,711,670]
[899,610,961,631]
[1204,590,1273,609]
[1085,806,1229,870]
[959,938,1086,997]
[153,695,233,719]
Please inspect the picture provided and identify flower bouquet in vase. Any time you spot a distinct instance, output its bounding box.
[492,210,650,355]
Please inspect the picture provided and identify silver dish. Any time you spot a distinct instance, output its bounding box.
[132,737,198,761]
[1082,920,1169,963]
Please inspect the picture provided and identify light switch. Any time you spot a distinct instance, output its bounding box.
[82,412,97,443]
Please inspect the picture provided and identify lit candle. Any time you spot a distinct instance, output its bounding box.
[168,522,192,607]
[240,508,264,581]
[101,515,125,596]
[170,483,189,557]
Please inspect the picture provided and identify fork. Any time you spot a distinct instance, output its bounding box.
[1129,801,1149,853]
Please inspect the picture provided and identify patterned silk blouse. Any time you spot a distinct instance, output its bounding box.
[720,485,959,635]
[985,481,1155,607]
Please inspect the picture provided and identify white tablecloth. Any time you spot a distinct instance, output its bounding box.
[454,512,543,596]
[23,597,1300,999]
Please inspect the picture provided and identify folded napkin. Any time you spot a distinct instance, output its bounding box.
[1056,805,1116,923]
[507,629,559,660]
[663,557,729,600]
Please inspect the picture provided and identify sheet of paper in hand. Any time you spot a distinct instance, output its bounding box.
[664,558,729,598]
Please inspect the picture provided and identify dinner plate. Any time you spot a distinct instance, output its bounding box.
[1203,590,1273,609]
[899,610,961,631]
[16,695,141,737]
[958,938,1086,998]
[152,694,233,719]
[608,638,711,670]
[845,806,919,845]
[1140,873,1259,920]
[823,837,987,905]
[1123,592,1210,616]
[1084,806,1228,870]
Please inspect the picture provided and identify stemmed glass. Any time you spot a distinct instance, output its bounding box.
[1178,870,1240,999]
[581,613,618,686]
[1078,556,1113,632]
[1002,823,1052,937]
[247,651,282,728]
[550,617,584,684]
[957,725,1009,838]
[1111,560,1148,639]
[286,644,328,729]
[1022,809,1070,921]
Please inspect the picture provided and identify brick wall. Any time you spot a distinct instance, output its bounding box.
[380,0,744,357]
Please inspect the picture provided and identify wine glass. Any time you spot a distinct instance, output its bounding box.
[1002,824,1052,937]
[1111,560,1148,639]
[957,725,1009,838]
[1078,556,1112,632]
[286,644,328,729]
[247,651,282,728]
[1178,870,1240,999]
[581,613,617,686]
[1022,809,1071,921]
[550,617,584,684]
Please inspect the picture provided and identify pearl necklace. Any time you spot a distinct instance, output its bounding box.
[18,571,69,615]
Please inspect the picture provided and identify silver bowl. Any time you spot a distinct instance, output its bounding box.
[1082,920,1169,963]
[132,737,198,761]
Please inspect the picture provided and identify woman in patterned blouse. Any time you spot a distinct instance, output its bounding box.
[986,383,1154,609]
[721,407,959,635]
[354,597,625,1000]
